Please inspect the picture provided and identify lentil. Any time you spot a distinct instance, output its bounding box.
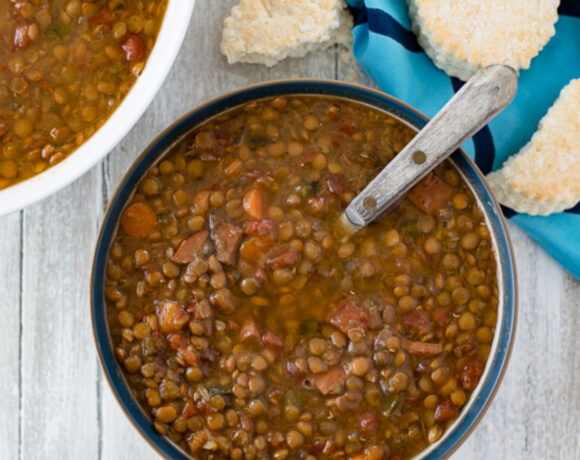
[0,0,167,188]
[106,96,499,460]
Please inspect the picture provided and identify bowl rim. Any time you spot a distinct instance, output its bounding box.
[0,0,196,216]
[91,79,518,460]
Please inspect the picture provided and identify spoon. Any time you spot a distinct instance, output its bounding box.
[342,64,518,231]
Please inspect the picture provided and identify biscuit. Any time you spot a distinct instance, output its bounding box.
[487,79,580,215]
[221,0,353,66]
[408,0,559,80]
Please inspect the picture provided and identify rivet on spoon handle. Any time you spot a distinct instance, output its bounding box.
[343,64,518,230]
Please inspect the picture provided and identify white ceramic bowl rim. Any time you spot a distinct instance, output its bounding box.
[0,0,196,216]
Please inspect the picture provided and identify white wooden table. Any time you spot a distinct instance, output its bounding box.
[1,2,579,459]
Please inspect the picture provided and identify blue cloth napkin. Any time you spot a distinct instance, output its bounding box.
[345,0,580,279]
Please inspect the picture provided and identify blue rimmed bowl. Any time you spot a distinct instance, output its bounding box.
[91,80,517,459]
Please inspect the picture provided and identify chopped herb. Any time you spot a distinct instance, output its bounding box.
[248,135,272,149]
[299,319,319,336]
[157,212,171,225]
[141,336,157,357]
[384,392,401,416]
[208,386,232,396]
[295,183,314,199]
[45,24,69,40]
[401,221,421,239]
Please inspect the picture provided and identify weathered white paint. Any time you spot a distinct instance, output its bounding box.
[19,170,100,459]
[0,212,22,460]
[0,1,578,459]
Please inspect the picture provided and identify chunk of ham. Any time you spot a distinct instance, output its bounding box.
[171,230,208,264]
[408,173,453,216]
[266,249,298,269]
[262,329,283,348]
[461,358,484,391]
[13,24,31,50]
[402,310,431,336]
[209,214,243,265]
[312,366,346,395]
[326,298,370,335]
[405,340,443,356]
[434,398,457,423]
[240,316,260,341]
[245,219,275,236]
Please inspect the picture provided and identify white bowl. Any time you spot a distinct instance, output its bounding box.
[0,0,195,216]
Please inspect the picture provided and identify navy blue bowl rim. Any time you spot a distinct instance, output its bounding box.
[91,79,517,460]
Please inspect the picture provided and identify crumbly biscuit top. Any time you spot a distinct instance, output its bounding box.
[500,79,580,203]
[413,0,559,69]
[221,0,352,66]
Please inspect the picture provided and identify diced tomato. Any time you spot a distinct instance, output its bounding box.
[13,24,30,50]
[192,190,211,216]
[240,316,260,341]
[267,431,285,449]
[307,196,327,215]
[326,298,370,335]
[262,329,283,348]
[339,117,358,135]
[121,202,156,238]
[266,249,298,269]
[311,437,335,456]
[157,301,189,333]
[434,398,457,423]
[461,358,484,391]
[246,168,263,179]
[121,34,145,61]
[408,173,453,216]
[401,310,431,336]
[243,188,266,220]
[89,7,112,24]
[286,360,305,382]
[431,307,452,327]
[178,347,199,366]
[253,267,267,282]
[326,174,346,194]
[166,333,183,350]
[312,366,346,395]
[240,235,274,263]
[171,230,208,264]
[400,411,420,424]
[359,411,378,436]
[182,399,198,418]
[245,219,274,236]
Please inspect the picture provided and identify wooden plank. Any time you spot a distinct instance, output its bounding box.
[456,224,580,459]
[0,212,22,460]
[99,2,338,458]
[19,170,99,459]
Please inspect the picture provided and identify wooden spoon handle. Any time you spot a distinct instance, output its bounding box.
[344,65,518,229]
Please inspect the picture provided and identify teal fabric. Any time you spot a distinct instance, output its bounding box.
[346,0,580,278]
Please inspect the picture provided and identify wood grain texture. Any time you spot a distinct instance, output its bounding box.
[0,212,21,460]
[0,2,578,460]
[19,171,100,459]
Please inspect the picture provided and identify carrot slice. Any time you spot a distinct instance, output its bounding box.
[121,202,156,238]
[243,188,266,220]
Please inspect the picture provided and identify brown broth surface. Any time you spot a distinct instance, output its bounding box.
[105,95,498,459]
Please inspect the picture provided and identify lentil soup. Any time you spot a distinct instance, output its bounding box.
[105,95,499,459]
[0,0,167,189]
